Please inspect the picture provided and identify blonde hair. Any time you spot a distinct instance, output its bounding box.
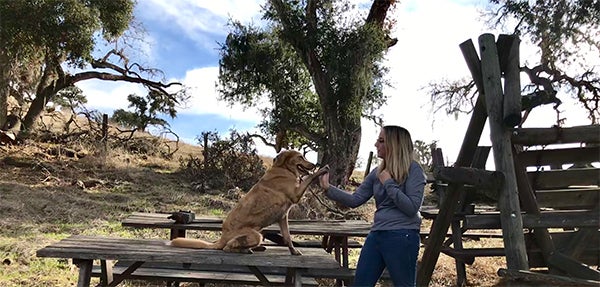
[378,125,414,183]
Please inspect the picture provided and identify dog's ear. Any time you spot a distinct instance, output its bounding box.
[273,151,288,166]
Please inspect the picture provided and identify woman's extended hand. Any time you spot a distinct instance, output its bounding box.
[378,169,392,183]
[318,172,330,191]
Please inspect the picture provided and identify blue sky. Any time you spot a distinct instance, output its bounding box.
[77,0,593,167]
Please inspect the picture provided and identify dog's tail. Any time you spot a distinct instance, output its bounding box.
[169,238,225,249]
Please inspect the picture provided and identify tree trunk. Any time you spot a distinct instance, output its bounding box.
[20,88,51,137]
[19,60,63,138]
[0,52,10,128]
[321,112,362,187]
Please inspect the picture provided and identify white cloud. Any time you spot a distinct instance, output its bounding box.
[358,0,491,165]
[178,67,264,122]
[75,80,146,111]
[193,0,264,22]
[138,0,263,40]
[77,66,264,124]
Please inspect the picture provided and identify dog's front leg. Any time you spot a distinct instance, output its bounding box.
[278,213,301,255]
[292,166,330,202]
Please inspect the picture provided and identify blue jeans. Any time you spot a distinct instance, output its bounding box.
[353,229,420,287]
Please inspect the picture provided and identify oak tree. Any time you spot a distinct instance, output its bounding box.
[0,0,186,139]
[112,90,177,132]
[218,0,398,185]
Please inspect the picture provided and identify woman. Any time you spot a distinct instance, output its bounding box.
[319,125,426,287]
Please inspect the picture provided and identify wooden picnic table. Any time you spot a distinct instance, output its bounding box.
[122,212,372,269]
[36,235,343,287]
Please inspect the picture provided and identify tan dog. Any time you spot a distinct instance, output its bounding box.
[170,150,328,255]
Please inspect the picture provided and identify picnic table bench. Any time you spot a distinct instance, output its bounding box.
[122,212,373,286]
[36,235,346,287]
[122,212,370,268]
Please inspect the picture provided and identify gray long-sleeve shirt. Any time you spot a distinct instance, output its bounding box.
[325,161,426,230]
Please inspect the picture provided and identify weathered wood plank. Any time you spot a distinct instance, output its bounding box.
[518,146,600,167]
[107,261,356,279]
[463,210,600,229]
[527,168,600,190]
[527,246,600,268]
[262,239,362,248]
[433,166,503,190]
[450,219,467,286]
[511,125,600,145]
[36,235,342,270]
[536,188,599,209]
[440,244,599,268]
[526,230,600,268]
[122,213,372,237]
[72,259,92,287]
[91,264,320,286]
[560,202,600,263]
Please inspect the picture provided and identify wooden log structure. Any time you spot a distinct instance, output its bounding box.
[420,32,600,286]
[416,38,489,287]
[515,139,599,281]
[479,33,528,271]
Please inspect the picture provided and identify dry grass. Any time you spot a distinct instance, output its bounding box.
[0,134,530,287]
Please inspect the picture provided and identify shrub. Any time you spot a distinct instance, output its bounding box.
[180,130,265,193]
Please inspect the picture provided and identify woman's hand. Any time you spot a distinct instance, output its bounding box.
[318,173,330,191]
[378,169,392,183]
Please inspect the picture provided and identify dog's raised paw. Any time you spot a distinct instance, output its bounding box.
[317,165,329,173]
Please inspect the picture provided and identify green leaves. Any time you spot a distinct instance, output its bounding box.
[489,0,600,68]
[0,0,134,67]
[217,21,320,149]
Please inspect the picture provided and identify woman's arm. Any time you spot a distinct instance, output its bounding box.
[383,162,426,215]
[321,169,376,208]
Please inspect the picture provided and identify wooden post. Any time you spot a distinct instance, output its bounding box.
[364,151,373,179]
[454,39,488,164]
[497,35,522,127]
[101,114,108,151]
[478,33,528,270]
[202,133,209,160]
[431,148,446,206]
[100,259,113,285]
[451,219,467,287]
[73,259,93,287]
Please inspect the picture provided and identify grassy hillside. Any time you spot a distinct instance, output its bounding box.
[0,134,516,286]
